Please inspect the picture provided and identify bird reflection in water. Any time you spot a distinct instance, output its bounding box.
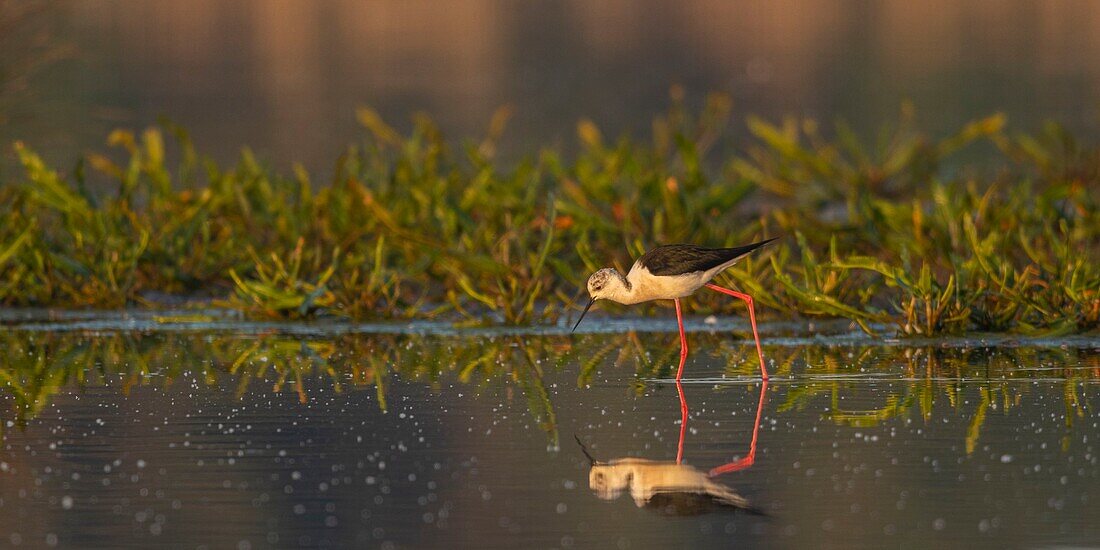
[578,379,768,516]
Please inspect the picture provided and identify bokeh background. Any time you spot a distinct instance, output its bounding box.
[3,0,1100,174]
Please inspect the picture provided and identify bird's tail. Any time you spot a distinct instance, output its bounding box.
[721,237,779,264]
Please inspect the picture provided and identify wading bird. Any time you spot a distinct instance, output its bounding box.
[572,239,776,381]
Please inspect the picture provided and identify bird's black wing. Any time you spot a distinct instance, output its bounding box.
[638,238,777,276]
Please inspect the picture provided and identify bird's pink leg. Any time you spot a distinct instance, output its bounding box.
[704,283,768,380]
[708,377,768,477]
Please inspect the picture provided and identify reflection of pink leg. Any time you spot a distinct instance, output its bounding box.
[704,283,768,380]
[676,380,688,464]
[674,298,688,381]
[676,381,689,464]
[708,378,768,477]
[674,298,689,465]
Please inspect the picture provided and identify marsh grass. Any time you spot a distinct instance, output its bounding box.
[1,93,1097,335]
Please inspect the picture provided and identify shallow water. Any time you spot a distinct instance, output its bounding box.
[1,318,1098,548]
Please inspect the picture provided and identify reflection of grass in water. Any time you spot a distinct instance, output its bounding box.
[0,332,565,445]
[0,331,1095,449]
[769,344,1097,454]
[1,92,1097,333]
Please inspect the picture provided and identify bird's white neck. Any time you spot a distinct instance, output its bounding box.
[601,270,642,305]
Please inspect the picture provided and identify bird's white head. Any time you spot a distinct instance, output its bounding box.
[572,268,629,332]
[585,268,626,301]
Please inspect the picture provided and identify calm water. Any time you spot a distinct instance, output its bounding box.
[4,1,1100,175]
[1,316,1098,548]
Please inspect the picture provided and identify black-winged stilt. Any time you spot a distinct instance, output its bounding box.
[572,238,776,381]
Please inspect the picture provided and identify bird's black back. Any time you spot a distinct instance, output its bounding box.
[637,238,776,276]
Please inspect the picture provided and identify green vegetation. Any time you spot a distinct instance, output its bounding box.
[1,93,1097,335]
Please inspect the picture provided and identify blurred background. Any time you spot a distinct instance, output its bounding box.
[3,0,1100,175]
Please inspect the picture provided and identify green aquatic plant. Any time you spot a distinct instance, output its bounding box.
[228,238,337,318]
[0,93,1097,334]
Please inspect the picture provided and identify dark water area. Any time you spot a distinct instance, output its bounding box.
[1,317,1098,548]
[4,1,1100,176]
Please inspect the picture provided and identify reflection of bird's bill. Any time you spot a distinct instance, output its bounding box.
[574,434,601,465]
[571,299,595,332]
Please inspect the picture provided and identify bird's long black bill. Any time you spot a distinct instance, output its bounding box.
[571,299,595,333]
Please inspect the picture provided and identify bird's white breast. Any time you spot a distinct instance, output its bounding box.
[623,263,709,304]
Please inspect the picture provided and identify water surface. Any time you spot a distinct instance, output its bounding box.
[0,319,1098,548]
[6,1,1100,175]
